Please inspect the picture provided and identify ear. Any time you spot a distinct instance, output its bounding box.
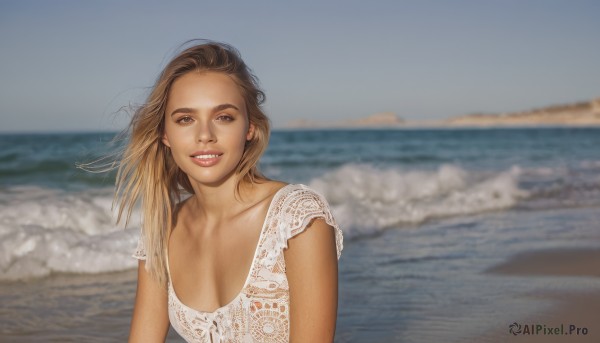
[162,132,171,148]
[246,122,256,141]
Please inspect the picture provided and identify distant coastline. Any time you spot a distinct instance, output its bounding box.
[285,97,600,129]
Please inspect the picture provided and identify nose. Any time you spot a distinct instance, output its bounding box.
[197,121,217,143]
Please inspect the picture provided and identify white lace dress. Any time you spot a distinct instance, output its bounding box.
[133,184,344,342]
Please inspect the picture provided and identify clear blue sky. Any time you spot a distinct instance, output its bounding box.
[1,0,599,132]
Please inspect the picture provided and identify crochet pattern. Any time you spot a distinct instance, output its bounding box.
[133,184,343,342]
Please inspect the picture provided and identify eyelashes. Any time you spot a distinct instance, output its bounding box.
[175,114,235,125]
[176,116,194,124]
[216,114,234,122]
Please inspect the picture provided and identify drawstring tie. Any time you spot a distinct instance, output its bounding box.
[208,319,223,342]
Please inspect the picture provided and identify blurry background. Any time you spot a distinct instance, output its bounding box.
[1,1,600,342]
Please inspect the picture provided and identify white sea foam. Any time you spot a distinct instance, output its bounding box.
[0,186,140,281]
[579,159,600,169]
[310,163,529,239]
[0,163,570,280]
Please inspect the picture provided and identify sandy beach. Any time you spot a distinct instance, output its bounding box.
[475,248,600,343]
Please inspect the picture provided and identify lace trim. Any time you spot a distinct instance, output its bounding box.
[132,230,146,260]
[262,185,343,270]
[287,186,343,259]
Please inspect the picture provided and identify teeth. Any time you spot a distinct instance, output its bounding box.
[193,154,219,159]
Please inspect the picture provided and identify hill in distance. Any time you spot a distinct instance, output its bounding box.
[285,97,600,129]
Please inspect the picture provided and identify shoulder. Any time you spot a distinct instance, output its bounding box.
[275,184,344,260]
[278,183,328,208]
[279,184,334,227]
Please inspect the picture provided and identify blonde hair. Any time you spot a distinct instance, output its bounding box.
[115,40,270,286]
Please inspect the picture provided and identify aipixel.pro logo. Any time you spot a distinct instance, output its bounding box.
[509,322,588,336]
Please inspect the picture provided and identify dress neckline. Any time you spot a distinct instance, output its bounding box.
[166,183,293,315]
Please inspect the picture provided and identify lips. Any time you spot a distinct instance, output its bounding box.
[190,150,223,167]
[192,154,221,159]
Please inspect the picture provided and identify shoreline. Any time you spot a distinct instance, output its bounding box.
[475,247,600,342]
[485,248,600,278]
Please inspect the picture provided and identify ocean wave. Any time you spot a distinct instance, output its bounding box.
[0,187,139,281]
[261,153,450,168]
[1,161,597,280]
[310,163,529,239]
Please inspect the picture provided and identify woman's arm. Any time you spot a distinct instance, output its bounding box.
[129,260,170,342]
[284,218,339,343]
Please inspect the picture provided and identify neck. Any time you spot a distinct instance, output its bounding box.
[188,175,252,221]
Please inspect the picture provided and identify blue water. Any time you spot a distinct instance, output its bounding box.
[1,128,599,341]
[3,128,600,189]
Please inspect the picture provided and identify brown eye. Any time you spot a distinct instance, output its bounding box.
[216,114,234,122]
[176,116,194,124]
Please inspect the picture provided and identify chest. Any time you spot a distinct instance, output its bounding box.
[167,245,292,343]
[167,215,266,313]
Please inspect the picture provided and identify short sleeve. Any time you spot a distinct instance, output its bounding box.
[132,231,147,260]
[278,185,344,260]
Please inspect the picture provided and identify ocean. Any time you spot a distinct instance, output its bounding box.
[1,128,599,342]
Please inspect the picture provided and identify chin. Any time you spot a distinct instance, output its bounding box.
[186,169,239,188]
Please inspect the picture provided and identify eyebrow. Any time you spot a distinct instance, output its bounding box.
[170,103,240,117]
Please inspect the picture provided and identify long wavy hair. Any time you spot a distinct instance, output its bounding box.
[115,40,270,286]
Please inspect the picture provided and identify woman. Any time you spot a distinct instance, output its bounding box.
[117,41,344,342]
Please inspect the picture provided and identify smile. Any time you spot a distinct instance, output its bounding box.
[189,151,223,167]
[192,154,222,159]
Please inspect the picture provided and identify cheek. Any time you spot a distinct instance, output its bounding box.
[223,123,251,147]
[231,135,248,154]
[163,122,191,147]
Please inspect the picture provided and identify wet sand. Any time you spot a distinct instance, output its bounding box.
[476,248,600,343]
[486,248,600,278]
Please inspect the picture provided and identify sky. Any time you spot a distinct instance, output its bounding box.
[1,0,599,132]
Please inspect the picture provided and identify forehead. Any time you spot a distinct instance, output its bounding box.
[167,71,245,109]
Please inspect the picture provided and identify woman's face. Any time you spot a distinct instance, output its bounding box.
[163,71,254,187]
